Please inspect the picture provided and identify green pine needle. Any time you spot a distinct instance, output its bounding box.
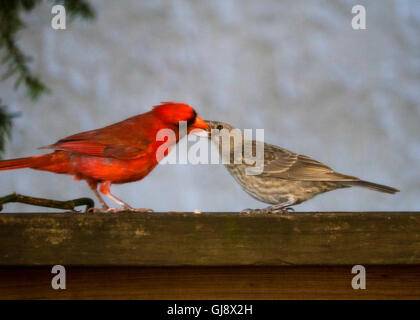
[0,0,95,155]
[0,100,19,159]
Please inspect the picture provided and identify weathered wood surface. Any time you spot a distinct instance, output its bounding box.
[1,266,420,299]
[0,212,419,266]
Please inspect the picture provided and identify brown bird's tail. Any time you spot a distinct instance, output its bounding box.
[344,180,399,194]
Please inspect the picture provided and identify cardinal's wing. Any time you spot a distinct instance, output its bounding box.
[40,120,154,160]
[262,143,358,181]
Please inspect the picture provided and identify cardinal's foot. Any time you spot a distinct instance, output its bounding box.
[87,207,109,213]
[123,207,154,213]
[119,203,152,212]
[102,207,154,213]
[87,207,151,213]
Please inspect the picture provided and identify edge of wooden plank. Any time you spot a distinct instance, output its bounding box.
[0,212,419,266]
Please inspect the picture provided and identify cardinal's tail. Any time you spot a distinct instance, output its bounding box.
[0,153,64,172]
[344,180,399,194]
[0,155,45,170]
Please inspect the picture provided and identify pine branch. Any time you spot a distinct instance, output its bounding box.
[0,100,19,159]
[60,0,95,19]
[0,0,95,101]
[0,0,47,100]
[0,31,49,100]
[0,0,95,155]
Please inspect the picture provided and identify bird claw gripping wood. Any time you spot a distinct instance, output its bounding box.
[87,207,153,213]
[0,193,95,213]
[241,207,295,214]
[271,207,295,214]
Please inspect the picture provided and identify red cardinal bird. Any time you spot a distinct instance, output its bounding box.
[0,102,209,212]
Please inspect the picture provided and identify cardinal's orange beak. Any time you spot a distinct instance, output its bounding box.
[190,116,210,132]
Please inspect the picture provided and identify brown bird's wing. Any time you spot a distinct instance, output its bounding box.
[40,118,154,160]
[261,143,359,181]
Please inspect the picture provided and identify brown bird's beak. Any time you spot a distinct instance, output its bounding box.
[189,116,211,137]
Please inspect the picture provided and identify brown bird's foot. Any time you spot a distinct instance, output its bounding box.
[241,206,295,214]
[266,206,295,214]
[241,208,265,214]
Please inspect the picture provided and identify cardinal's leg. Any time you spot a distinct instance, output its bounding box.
[99,181,153,213]
[86,179,109,211]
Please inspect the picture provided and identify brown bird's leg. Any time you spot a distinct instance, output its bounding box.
[263,204,295,214]
[86,179,109,211]
[99,181,153,213]
[241,197,296,214]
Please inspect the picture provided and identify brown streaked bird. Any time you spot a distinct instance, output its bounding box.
[205,120,399,213]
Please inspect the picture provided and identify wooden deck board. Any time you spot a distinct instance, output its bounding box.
[0,266,419,299]
[0,212,419,266]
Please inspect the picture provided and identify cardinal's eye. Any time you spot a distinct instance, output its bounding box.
[217,124,223,130]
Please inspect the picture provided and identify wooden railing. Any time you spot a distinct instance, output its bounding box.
[0,212,419,299]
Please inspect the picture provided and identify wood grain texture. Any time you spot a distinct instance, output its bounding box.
[0,266,419,300]
[0,212,419,266]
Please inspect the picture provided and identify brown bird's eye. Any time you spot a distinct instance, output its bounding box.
[217,125,223,130]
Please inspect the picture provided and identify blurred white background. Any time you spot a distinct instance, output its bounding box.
[0,0,419,212]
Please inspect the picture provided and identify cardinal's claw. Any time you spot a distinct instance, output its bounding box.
[87,206,110,213]
[88,207,153,213]
[104,207,153,213]
[124,207,154,213]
